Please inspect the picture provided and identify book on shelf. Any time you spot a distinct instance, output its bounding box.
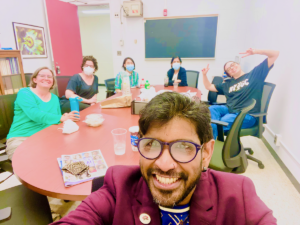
[57,149,108,187]
[0,57,20,76]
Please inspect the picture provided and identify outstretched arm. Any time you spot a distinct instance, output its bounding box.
[202,64,218,92]
[240,48,280,68]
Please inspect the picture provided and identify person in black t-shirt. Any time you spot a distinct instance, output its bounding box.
[61,56,99,114]
[202,48,279,139]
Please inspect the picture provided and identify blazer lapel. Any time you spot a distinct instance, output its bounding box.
[131,178,161,225]
[189,171,217,225]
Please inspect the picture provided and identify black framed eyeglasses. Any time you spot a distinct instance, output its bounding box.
[135,138,203,163]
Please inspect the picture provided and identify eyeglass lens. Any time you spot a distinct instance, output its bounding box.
[138,138,198,163]
[38,74,53,79]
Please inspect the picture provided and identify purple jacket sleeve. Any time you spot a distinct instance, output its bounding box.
[243,177,277,224]
[51,169,116,225]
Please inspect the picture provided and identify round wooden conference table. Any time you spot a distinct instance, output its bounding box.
[12,85,202,201]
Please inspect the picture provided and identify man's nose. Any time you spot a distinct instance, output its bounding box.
[154,146,177,172]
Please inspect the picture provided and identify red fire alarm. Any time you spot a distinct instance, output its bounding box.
[163,9,167,16]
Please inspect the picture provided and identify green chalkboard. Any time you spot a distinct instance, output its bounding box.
[145,16,218,58]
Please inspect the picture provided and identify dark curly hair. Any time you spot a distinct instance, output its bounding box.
[138,92,213,144]
[81,55,98,72]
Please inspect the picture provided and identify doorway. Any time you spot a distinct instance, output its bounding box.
[78,4,114,100]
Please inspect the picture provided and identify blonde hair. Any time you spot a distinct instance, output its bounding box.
[30,67,56,90]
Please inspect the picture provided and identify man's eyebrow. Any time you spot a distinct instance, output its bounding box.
[143,136,200,144]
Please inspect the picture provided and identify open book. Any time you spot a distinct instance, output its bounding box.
[57,150,108,187]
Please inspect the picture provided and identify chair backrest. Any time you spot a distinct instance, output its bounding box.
[185,70,199,88]
[56,76,72,97]
[207,76,224,103]
[261,82,276,124]
[91,176,105,192]
[104,78,116,92]
[0,94,17,140]
[222,99,256,169]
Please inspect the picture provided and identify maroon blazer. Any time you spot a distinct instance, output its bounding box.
[52,165,276,225]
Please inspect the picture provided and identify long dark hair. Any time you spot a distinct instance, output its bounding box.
[170,56,182,68]
[122,57,135,71]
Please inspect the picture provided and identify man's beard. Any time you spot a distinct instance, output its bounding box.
[140,161,202,208]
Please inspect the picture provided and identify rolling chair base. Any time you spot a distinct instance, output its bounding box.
[246,154,265,169]
[244,147,254,155]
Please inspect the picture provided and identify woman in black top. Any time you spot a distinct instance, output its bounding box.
[61,56,99,113]
[167,56,188,86]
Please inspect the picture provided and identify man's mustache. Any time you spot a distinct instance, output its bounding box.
[146,167,188,181]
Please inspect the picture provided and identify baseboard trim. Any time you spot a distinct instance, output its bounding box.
[98,84,105,87]
[262,136,300,194]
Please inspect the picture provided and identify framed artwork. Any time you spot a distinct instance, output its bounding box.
[12,22,48,58]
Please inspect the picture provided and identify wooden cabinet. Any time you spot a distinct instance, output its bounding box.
[0,50,26,95]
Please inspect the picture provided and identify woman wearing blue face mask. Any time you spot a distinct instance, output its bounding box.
[115,57,139,93]
[167,56,188,86]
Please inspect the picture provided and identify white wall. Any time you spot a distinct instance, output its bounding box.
[109,0,252,97]
[241,0,300,183]
[78,11,114,84]
[108,0,300,182]
[0,0,53,73]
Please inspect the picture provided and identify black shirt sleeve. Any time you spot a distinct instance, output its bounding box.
[250,58,274,81]
[214,83,225,94]
[178,68,188,86]
[167,69,175,86]
[94,76,99,94]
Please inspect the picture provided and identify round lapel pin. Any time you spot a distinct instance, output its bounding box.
[139,213,151,224]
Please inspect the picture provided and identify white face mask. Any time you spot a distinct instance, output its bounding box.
[83,66,94,76]
[58,119,79,134]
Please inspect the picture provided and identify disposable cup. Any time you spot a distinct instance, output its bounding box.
[174,83,179,88]
[111,128,127,155]
[129,126,139,151]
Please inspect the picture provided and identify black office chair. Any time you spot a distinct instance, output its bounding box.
[0,184,53,224]
[91,176,105,192]
[201,76,225,105]
[185,70,199,88]
[231,82,276,161]
[0,94,17,173]
[104,78,116,98]
[209,99,259,173]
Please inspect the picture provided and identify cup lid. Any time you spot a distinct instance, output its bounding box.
[129,126,139,133]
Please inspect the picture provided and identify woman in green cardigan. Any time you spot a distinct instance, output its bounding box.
[5,67,80,161]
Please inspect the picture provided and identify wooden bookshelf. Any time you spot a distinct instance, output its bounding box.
[0,50,26,95]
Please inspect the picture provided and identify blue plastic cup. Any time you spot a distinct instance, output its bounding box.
[69,97,82,115]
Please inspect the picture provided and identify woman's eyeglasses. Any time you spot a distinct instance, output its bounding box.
[135,138,203,163]
[38,74,53,79]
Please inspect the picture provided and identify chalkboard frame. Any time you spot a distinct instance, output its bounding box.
[144,14,219,59]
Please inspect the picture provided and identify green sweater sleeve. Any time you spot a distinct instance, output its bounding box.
[16,89,61,125]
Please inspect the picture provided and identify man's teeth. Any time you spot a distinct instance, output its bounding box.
[155,175,179,184]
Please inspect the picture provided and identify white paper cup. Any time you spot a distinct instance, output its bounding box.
[174,83,179,88]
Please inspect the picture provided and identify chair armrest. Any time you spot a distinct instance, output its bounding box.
[0,207,11,221]
[211,120,228,142]
[249,112,267,117]
[212,102,226,105]
[211,120,229,127]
